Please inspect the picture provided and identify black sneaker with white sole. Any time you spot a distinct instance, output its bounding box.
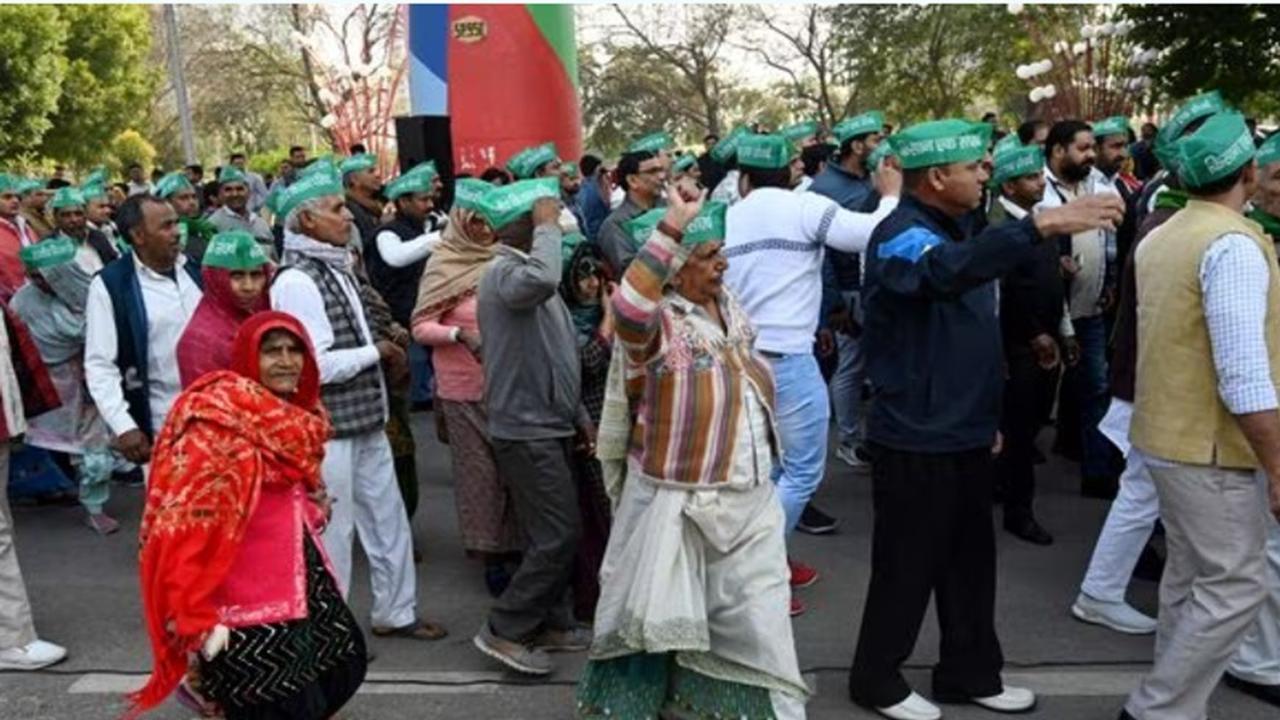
[796,503,839,535]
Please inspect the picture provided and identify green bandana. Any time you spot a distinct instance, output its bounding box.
[19,236,77,270]
[993,134,1021,157]
[1257,132,1280,169]
[454,178,491,212]
[737,134,793,170]
[781,121,819,145]
[265,185,283,216]
[506,143,558,180]
[628,131,675,154]
[83,166,108,188]
[218,165,248,186]
[17,179,44,196]
[154,171,194,199]
[340,153,377,176]
[890,119,993,170]
[277,164,343,220]
[385,160,438,200]
[866,141,895,171]
[298,157,337,179]
[202,230,271,270]
[684,201,727,245]
[624,208,666,248]
[560,161,580,179]
[990,144,1045,187]
[561,230,587,267]
[1091,116,1130,140]
[673,154,698,174]
[1249,208,1280,240]
[1174,111,1256,189]
[0,174,18,194]
[710,126,750,164]
[50,186,86,211]
[833,111,885,145]
[1156,90,1229,171]
[478,177,560,229]
[81,182,108,202]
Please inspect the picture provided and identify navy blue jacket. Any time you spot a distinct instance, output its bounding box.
[811,163,876,291]
[862,194,1043,453]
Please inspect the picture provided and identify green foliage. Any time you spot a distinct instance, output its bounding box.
[247,149,291,177]
[0,6,68,158]
[107,129,156,176]
[1121,4,1280,115]
[38,5,158,167]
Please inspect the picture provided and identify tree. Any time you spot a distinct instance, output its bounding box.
[737,5,855,126]
[107,130,157,176]
[38,5,157,168]
[1121,4,1280,115]
[0,6,68,159]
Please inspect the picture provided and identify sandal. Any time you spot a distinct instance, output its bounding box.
[371,618,448,641]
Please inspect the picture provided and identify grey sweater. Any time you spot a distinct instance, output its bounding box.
[477,224,584,441]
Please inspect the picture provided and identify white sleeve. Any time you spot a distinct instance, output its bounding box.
[271,269,381,384]
[375,229,442,269]
[1200,233,1278,414]
[804,193,900,254]
[83,277,137,437]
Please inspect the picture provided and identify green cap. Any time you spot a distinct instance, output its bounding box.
[990,144,1045,187]
[993,133,1022,157]
[385,160,438,200]
[560,161,579,179]
[623,208,666,247]
[561,231,587,266]
[684,201,727,245]
[81,182,108,202]
[202,230,271,270]
[673,154,698,174]
[1091,116,1130,140]
[781,121,820,145]
[890,119,993,170]
[1174,111,1257,189]
[1156,90,1229,172]
[866,140,895,171]
[0,174,17,194]
[340,153,377,176]
[710,125,750,164]
[506,143,558,180]
[218,165,248,186]
[1256,132,1280,169]
[17,178,44,196]
[833,111,885,144]
[298,156,337,179]
[83,166,108,188]
[478,177,560,229]
[50,186,86,211]
[628,131,675,154]
[265,184,283,216]
[19,236,77,270]
[737,134,793,170]
[154,171,194,199]
[277,163,343,219]
[453,178,491,212]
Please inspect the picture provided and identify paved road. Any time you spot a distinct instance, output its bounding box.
[2,413,1273,719]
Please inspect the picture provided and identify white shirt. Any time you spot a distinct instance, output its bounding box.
[271,262,388,422]
[374,229,442,268]
[84,254,203,436]
[0,309,26,437]
[723,187,898,355]
[712,170,743,206]
[1036,165,1120,320]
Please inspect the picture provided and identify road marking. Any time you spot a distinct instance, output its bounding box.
[996,668,1147,697]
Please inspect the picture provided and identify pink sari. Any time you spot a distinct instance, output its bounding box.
[176,266,272,389]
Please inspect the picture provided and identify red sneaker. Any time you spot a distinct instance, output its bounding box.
[790,596,806,617]
[789,558,820,589]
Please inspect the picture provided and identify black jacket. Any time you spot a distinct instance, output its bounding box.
[988,200,1066,348]
[863,194,1043,453]
[366,215,427,328]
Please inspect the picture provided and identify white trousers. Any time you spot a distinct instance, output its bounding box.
[322,430,417,629]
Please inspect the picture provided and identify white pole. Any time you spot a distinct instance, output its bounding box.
[164,5,197,166]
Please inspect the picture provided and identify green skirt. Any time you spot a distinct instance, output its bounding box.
[576,654,778,720]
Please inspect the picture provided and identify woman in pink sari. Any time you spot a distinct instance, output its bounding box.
[177,231,273,388]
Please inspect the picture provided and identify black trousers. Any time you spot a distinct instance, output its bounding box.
[849,446,1004,709]
[488,437,582,642]
[996,346,1058,522]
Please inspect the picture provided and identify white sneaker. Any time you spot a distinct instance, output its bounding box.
[835,443,870,470]
[0,639,67,670]
[973,685,1036,713]
[876,691,942,720]
[1071,593,1157,635]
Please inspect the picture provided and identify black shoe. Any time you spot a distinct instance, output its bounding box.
[1133,542,1165,583]
[1004,515,1054,545]
[796,503,839,535]
[1224,673,1280,707]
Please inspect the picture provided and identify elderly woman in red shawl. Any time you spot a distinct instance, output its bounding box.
[176,230,272,388]
[128,312,367,719]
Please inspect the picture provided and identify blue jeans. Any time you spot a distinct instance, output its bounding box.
[768,352,831,534]
[1073,315,1113,479]
[830,291,866,447]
